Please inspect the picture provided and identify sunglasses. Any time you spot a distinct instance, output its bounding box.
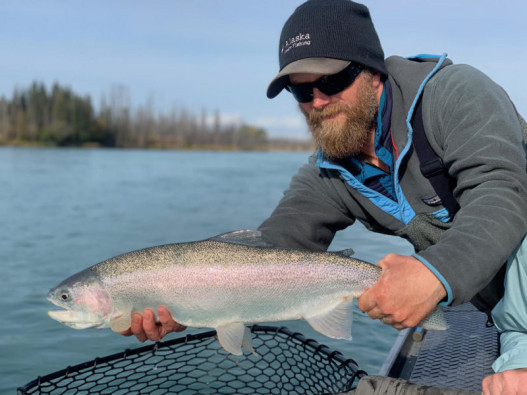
[286,64,363,103]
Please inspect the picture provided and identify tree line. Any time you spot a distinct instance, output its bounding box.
[0,82,306,150]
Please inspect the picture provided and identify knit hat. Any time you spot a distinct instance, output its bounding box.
[267,0,387,99]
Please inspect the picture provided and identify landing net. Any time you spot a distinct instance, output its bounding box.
[18,325,367,394]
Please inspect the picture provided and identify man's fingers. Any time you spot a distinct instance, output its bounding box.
[130,312,147,342]
[357,287,377,313]
[158,306,186,333]
[359,284,405,326]
[118,306,187,342]
[143,308,161,341]
[366,307,385,320]
[157,306,173,327]
[118,328,134,337]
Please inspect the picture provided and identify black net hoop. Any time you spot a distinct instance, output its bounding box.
[18,325,367,394]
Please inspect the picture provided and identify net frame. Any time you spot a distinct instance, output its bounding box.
[18,325,367,394]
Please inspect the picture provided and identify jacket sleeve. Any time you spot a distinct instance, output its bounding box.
[491,236,527,371]
[416,64,527,306]
[258,157,356,251]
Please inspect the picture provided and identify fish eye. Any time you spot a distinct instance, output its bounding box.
[60,291,71,301]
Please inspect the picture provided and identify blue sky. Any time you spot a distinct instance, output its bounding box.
[2,1,526,140]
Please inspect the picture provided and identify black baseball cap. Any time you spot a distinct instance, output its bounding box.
[267,0,387,99]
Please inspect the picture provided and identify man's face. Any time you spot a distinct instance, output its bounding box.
[291,70,382,160]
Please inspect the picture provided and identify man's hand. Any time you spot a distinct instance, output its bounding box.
[357,254,446,330]
[119,305,186,342]
[482,368,527,395]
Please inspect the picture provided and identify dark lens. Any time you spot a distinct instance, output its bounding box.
[286,84,315,103]
[317,65,362,97]
[286,64,362,103]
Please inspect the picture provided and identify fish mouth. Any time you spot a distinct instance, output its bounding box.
[47,309,104,329]
[47,296,103,329]
[47,295,71,320]
[48,309,77,323]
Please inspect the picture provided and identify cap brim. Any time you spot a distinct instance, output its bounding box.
[266,58,351,99]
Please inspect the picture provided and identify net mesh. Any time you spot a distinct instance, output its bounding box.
[18,325,367,394]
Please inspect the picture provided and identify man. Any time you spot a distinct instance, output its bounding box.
[122,0,527,393]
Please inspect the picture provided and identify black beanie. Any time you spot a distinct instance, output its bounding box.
[267,0,387,99]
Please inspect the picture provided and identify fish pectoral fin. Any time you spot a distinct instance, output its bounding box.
[216,323,254,356]
[305,298,354,340]
[242,326,258,356]
[109,311,132,333]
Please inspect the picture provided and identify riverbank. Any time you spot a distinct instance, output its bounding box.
[0,138,315,152]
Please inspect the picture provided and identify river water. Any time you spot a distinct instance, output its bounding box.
[1,147,414,393]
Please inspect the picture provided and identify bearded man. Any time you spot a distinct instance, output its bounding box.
[258,1,527,394]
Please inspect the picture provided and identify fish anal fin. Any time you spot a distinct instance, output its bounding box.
[216,323,254,356]
[110,311,132,333]
[306,298,354,340]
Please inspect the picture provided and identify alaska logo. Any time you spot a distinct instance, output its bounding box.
[281,33,311,55]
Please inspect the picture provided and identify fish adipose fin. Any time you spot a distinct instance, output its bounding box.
[335,248,355,257]
[305,298,354,340]
[109,311,132,333]
[216,323,256,356]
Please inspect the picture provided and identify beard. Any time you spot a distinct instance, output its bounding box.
[301,73,379,160]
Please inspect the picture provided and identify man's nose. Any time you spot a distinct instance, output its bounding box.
[312,88,332,109]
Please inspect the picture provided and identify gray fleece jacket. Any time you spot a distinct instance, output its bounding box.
[259,54,527,309]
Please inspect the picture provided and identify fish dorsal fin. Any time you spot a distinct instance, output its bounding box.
[305,298,354,340]
[216,322,254,356]
[109,311,132,333]
[335,248,355,257]
[209,230,274,248]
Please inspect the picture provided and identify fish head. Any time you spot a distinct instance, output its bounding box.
[47,269,113,330]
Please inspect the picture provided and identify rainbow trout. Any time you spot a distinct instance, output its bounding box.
[47,230,446,355]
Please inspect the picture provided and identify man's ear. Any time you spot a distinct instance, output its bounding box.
[371,71,382,87]
[371,71,383,100]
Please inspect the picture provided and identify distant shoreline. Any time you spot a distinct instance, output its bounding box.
[1,82,315,153]
[0,139,315,152]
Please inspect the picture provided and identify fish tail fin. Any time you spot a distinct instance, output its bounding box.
[305,297,354,340]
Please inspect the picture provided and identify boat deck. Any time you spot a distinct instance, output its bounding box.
[378,303,499,393]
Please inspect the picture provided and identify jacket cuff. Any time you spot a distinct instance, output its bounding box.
[492,332,527,372]
[413,253,453,305]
